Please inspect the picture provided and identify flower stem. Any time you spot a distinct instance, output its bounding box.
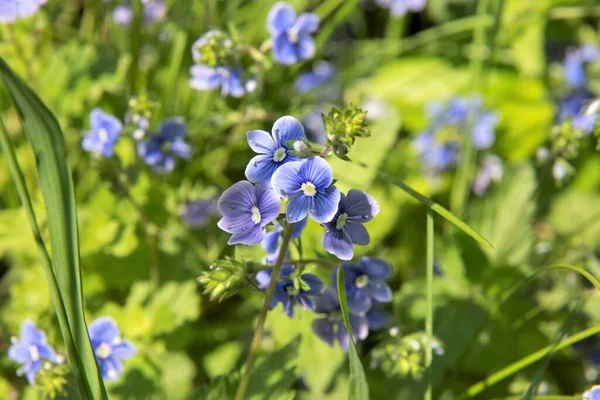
[235,222,295,400]
[425,209,434,400]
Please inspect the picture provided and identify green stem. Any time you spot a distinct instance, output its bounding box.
[425,209,434,400]
[235,223,295,400]
[128,0,143,94]
[385,15,406,40]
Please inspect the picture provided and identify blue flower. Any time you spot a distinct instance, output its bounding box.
[322,190,379,260]
[472,111,499,150]
[585,385,600,400]
[294,61,334,93]
[267,2,319,65]
[0,0,46,23]
[82,108,123,157]
[217,181,281,245]
[256,266,324,317]
[262,218,308,254]
[137,118,191,173]
[366,305,392,331]
[473,155,503,196]
[189,65,246,98]
[375,0,427,17]
[89,317,136,381]
[332,258,392,315]
[181,198,220,228]
[271,156,340,223]
[557,91,598,134]
[412,131,458,172]
[564,45,600,88]
[311,288,369,350]
[113,6,133,25]
[245,116,307,185]
[8,321,59,385]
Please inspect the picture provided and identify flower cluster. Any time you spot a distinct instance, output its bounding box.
[321,104,371,161]
[0,0,47,24]
[375,0,428,18]
[88,317,137,381]
[268,2,319,65]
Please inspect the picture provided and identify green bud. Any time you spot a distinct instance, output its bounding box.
[321,104,371,160]
[198,258,246,302]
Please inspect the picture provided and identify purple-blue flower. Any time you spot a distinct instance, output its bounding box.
[311,288,369,350]
[366,305,392,331]
[472,111,499,149]
[181,198,220,228]
[322,190,379,261]
[189,65,246,98]
[294,61,334,93]
[0,0,46,23]
[256,266,324,317]
[217,181,281,245]
[332,258,392,315]
[271,156,340,223]
[137,118,191,173]
[8,321,59,385]
[267,2,319,65]
[245,116,307,185]
[262,218,308,254]
[82,108,123,157]
[473,155,503,196]
[89,317,136,381]
[375,0,427,17]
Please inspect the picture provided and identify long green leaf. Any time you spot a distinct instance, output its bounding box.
[337,268,369,400]
[0,57,108,399]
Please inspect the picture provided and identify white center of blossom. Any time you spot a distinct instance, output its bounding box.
[301,182,317,197]
[98,127,109,143]
[96,343,112,359]
[336,212,349,230]
[355,274,369,289]
[250,206,262,224]
[273,147,287,162]
[29,345,40,362]
[287,28,299,43]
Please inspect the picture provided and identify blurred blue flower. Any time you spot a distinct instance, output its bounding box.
[112,1,166,26]
[332,258,392,315]
[189,65,246,98]
[557,91,598,134]
[473,155,503,196]
[585,385,600,400]
[311,288,369,350]
[82,108,123,157]
[89,317,136,381]
[267,2,319,65]
[113,6,133,25]
[303,110,326,145]
[322,190,379,261]
[181,198,220,228]
[366,305,392,331]
[472,111,499,149]
[375,0,427,17]
[0,0,46,23]
[217,181,281,245]
[245,116,306,185]
[137,118,191,173]
[256,266,324,317]
[294,61,334,93]
[271,156,340,223]
[564,45,600,88]
[262,218,308,254]
[8,321,59,385]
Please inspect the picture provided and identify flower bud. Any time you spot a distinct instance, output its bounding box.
[197,258,246,301]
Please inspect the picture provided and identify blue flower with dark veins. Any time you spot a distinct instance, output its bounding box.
[311,288,369,351]
[8,321,59,385]
[137,118,191,173]
[267,2,319,65]
[271,156,341,223]
[256,266,323,318]
[217,181,281,246]
[262,218,308,254]
[245,116,307,185]
[82,108,123,157]
[332,258,392,315]
[322,190,379,261]
[295,61,334,93]
[89,317,136,381]
[189,65,246,98]
[0,0,47,23]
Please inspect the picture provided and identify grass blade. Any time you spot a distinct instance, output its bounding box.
[337,268,369,400]
[425,209,434,400]
[0,57,107,399]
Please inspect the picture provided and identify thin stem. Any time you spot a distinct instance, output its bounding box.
[425,209,434,400]
[128,0,143,94]
[235,223,295,400]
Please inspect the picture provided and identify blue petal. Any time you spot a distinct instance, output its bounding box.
[189,65,222,90]
[113,6,133,25]
[337,315,368,351]
[20,321,45,345]
[367,281,392,302]
[345,189,379,221]
[221,70,246,98]
[256,270,272,289]
[261,225,282,254]
[367,308,391,330]
[271,160,303,197]
[323,229,354,260]
[312,318,335,346]
[346,288,372,315]
[245,155,279,185]
[272,34,298,65]
[37,343,58,363]
[564,53,585,88]
[8,343,30,363]
[301,273,324,295]
[267,2,296,35]
[293,13,319,35]
[159,118,186,140]
[247,130,276,154]
[0,2,18,22]
[272,116,306,147]
[345,223,370,246]
[472,111,498,149]
[299,157,333,190]
[171,140,192,160]
[291,217,308,240]
[589,386,600,400]
[295,35,316,61]
[359,257,392,280]
[99,355,123,380]
[310,186,340,223]
[228,224,265,246]
[89,317,120,343]
[286,194,310,223]
[314,288,340,313]
[111,341,137,359]
[217,181,255,220]
[23,361,42,385]
[254,184,282,226]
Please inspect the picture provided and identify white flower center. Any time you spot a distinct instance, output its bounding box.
[287,27,299,43]
[29,345,40,362]
[355,274,369,289]
[301,182,317,197]
[336,212,349,230]
[273,147,287,162]
[96,342,112,359]
[98,127,109,143]
[250,206,262,224]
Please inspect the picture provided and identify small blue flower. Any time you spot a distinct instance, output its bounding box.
[322,190,379,261]
[472,111,498,149]
[412,131,458,172]
[564,45,600,88]
[557,91,598,134]
[82,108,123,157]
[189,65,246,98]
[256,266,324,318]
[245,116,306,185]
[0,0,46,23]
[271,156,340,223]
[366,305,392,331]
[181,198,220,228]
[473,155,503,196]
[262,218,308,254]
[294,61,334,93]
[8,321,59,385]
[89,317,136,381]
[375,0,427,17]
[137,118,191,173]
[217,181,281,246]
[267,2,319,65]
[311,288,369,350]
[332,258,392,315]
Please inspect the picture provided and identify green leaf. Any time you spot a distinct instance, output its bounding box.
[336,268,369,400]
[0,57,107,399]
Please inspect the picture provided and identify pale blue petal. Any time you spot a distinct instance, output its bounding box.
[89,317,120,343]
[254,184,282,226]
[272,116,306,146]
[228,224,265,246]
[286,194,310,223]
[8,343,30,363]
[323,229,353,260]
[299,156,333,190]
[217,181,255,220]
[360,257,392,280]
[346,288,372,315]
[293,13,319,35]
[310,186,340,223]
[301,274,324,295]
[111,341,137,359]
[245,155,278,185]
[20,321,44,345]
[271,160,303,197]
[291,217,307,239]
[295,35,316,61]
[267,2,296,35]
[189,65,222,90]
[247,130,276,154]
[273,34,298,65]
